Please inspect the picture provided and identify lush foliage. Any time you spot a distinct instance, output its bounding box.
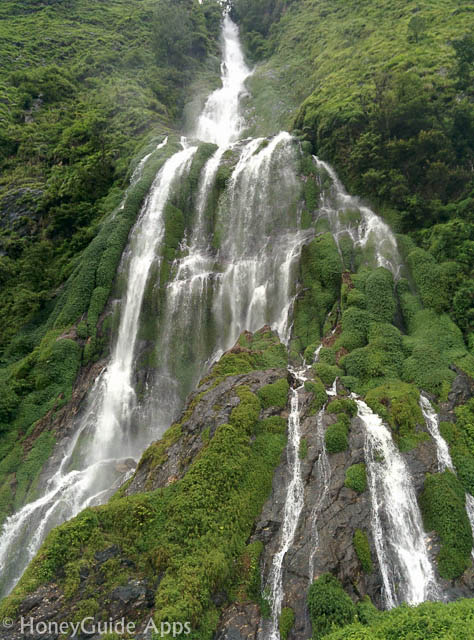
[419,471,473,579]
[0,373,287,638]
[322,599,474,639]
[307,573,357,639]
[344,464,367,494]
[257,378,289,410]
[353,529,373,574]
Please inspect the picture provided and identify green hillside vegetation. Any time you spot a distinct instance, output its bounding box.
[233,0,474,339]
[0,0,222,353]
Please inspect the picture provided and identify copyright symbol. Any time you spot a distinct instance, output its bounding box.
[2,617,13,628]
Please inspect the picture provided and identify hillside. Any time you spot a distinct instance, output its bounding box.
[0,1,474,640]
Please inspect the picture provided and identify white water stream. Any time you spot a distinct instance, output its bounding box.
[356,397,440,607]
[419,394,474,558]
[266,368,307,640]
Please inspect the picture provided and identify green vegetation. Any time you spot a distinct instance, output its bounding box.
[322,599,474,639]
[299,438,308,460]
[440,399,474,496]
[279,607,295,640]
[205,328,287,383]
[304,378,328,414]
[353,529,373,574]
[419,471,473,579]
[325,414,350,454]
[257,378,289,410]
[0,383,286,638]
[307,573,357,639]
[344,464,367,494]
[325,397,356,454]
[365,382,429,451]
[291,233,342,358]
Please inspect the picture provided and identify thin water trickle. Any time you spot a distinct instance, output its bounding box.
[266,368,308,640]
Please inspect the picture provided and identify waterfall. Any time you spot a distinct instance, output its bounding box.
[265,368,307,640]
[0,144,198,598]
[356,397,439,607]
[419,394,454,472]
[313,157,401,277]
[0,14,307,599]
[419,394,474,558]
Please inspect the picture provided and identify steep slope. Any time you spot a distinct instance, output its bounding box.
[0,2,474,640]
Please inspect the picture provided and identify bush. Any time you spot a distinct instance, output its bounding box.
[279,607,295,640]
[365,268,395,323]
[230,387,261,435]
[353,529,373,573]
[257,378,289,409]
[345,464,367,493]
[419,471,472,579]
[305,378,328,413]
[307,573,356,639]
[327,398,357,417]
[325,415,351,454]
[313,363,343,386]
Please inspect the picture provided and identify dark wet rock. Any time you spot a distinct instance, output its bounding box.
[214,603,262,640]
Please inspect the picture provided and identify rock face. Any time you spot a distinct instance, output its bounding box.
[2,340,473,640]
[215,382,474,640]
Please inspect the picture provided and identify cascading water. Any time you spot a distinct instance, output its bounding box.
[356,397,439,607]
[265,368,307,640]
[308,377,337,583]
[0,11,410,607]
[419,394,474,557]
[0,143,198,598]
[0,13,307,600]
[313,157,401,277]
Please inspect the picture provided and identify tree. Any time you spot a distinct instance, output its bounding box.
[408,15,426,43]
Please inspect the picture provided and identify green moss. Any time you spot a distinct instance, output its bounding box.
[353,529,373,574]
[322,599,474,639]
[279,607,295,640]
[307,573,356,639]
[345,464,367,493]
[257,378,289,410]
[440,400,474,497]
[291,233,342,356]
[365,268,395,323]
[258,416,287,435]
[1,413,287,637]
[325,414,351,454]
[419,471,472,579]
[233,540,264,603]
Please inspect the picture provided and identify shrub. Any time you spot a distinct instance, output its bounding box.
[313,363,343,386]
[304,378,328,413]
[279,607,295,640]
[299,438,308,459]
[353,529,373,573]
[307,573,356,639]
[365,268,395,323]
[419,471,472,579]
[327,398,357,417]
[345,464,367,493]
[325,415,351,454]
[257,378,289,409]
